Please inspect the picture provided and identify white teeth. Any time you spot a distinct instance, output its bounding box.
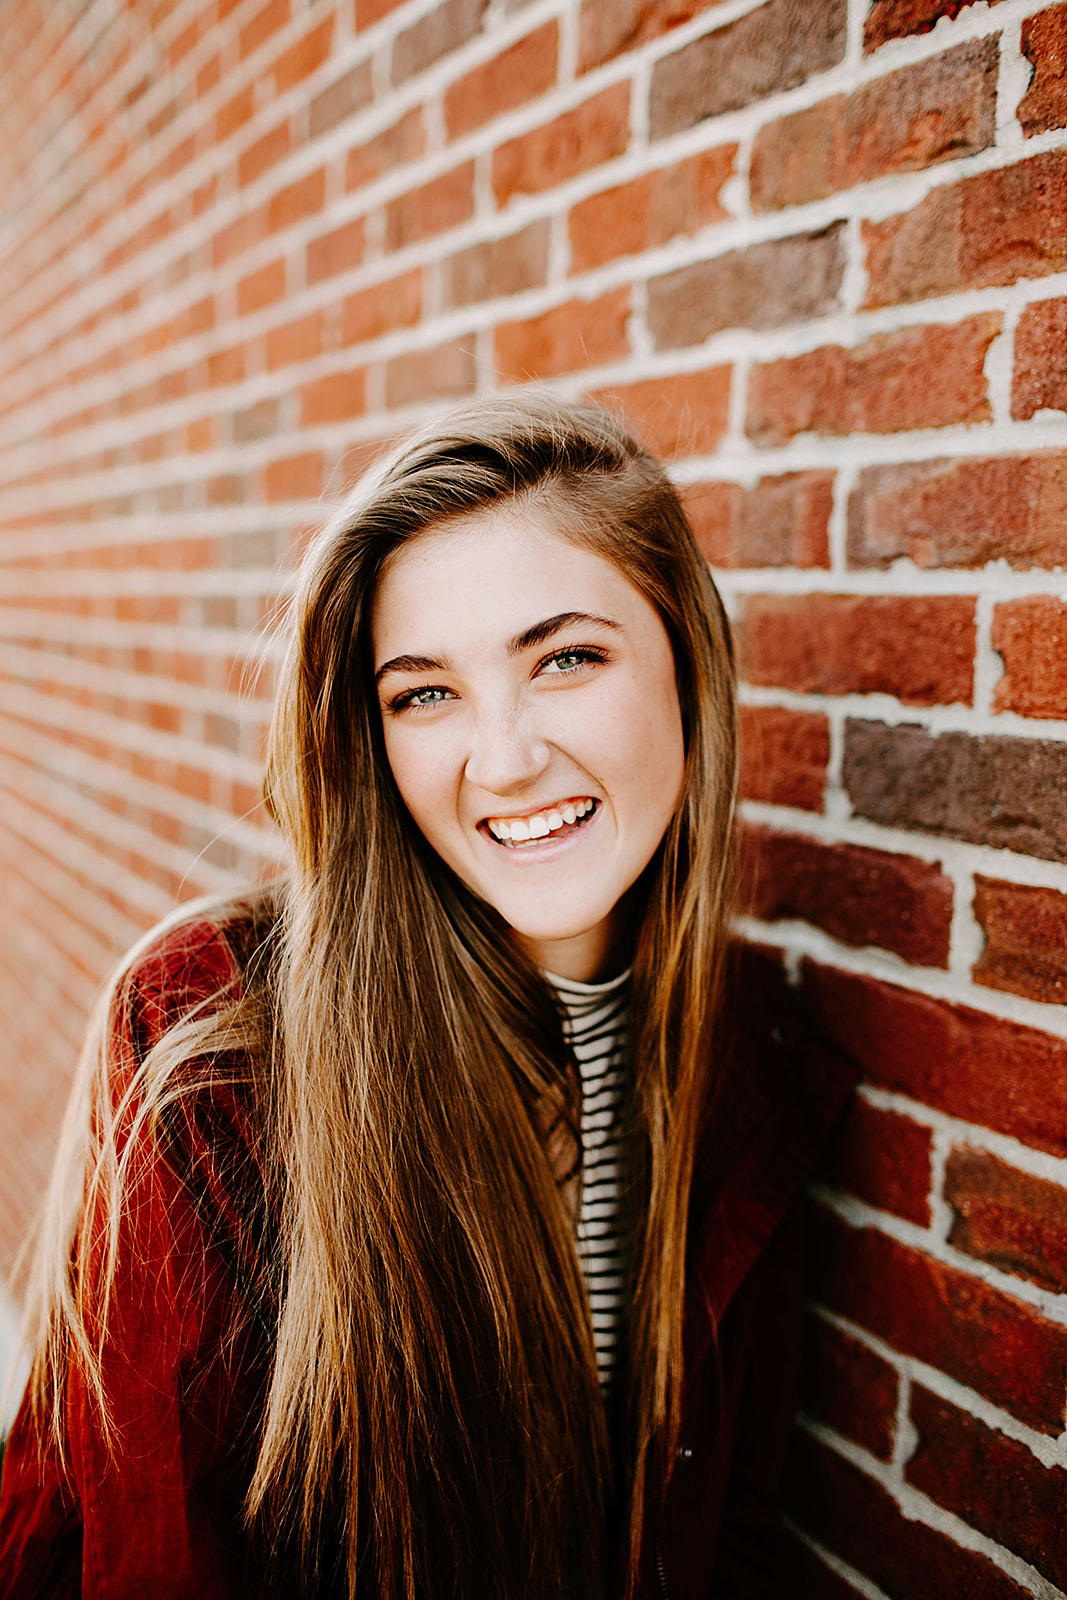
[545,810,564,831]
[488,819,510,841]
[486,798,596,843]
[509,817,531,841]
[560,803,576,825]
[528,815,550,838]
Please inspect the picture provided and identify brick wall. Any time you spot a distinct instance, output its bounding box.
[2,0,1067,1589]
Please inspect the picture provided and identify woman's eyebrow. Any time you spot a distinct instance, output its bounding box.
[508,611,622,656]
[374,652,448,685]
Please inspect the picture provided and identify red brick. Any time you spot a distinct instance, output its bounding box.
[568,147,735,273]
[492,84,629,207]
[843,719,1067,864]
[741,826,953,968]
[802,959,1067,1160]
[309,59,374,139]
[216,84,255,142]
[650,0,847,138]
[391,0,488,85]
[748,316,997,446]
[588,369,730,460]
[266,168,325,234]
[1018,6,1067,136]
[811,1204,1067,1432]
[907,1387,1067,1585]
[355,0,408,25]
[385,339,477,409]
[236,258,286,316]
[208,345,246,387]
[340,269,422,345]
[800,1314,898,1459]
[863,151,1067,307]
[751,41,997,211]
[265,310,324,371]
[648,224,845,350]
[306,217,365,284]
[823,1098,934,1225]
[785,1430,1033,1600]
[444,23,557,140]
[847,452,1067,570]
[345,109,425,191]
[385,162,474,252]
[496,288,630,382]
[785,1533,867,1600]
[264,451,323,502]
[864,0,1007,50]
[577,0,726,73]
[442,222,550,310]
[237,120,290,188]
[271,15,335,92]
[300,368,367,426]
[741,594,975,708]
[1012,296,1067,420]
[685,472,833,569]
[973,875,1067,1007]
[945,1146,1067,1294]
[240,0,289,59]
[738,704,830,812]
[992,596,1067,719]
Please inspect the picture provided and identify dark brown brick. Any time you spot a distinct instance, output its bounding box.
[864,0,1008,52]
[824,1098,934,1225]
[384,338,477,409]
[491,84,630,207]
[863,150,1067,307]
[648,224,845,350]
[844,718,1067,863]
[907,1387,1067,1584]
[800,1314,899,1459]
[973,875,1067,1006]
[1012,296,1067,419]
[588,369,731,460]
[391,0,488,85]
[945,1146,1067,1293]
[739,704,830,812]
[785,1532,868,1600]
[568,147,735,273]
[741,595,975,707]
[992,597,1067,720]
[309,59,373,139]
[752,41,997,210]
[441,222,550,309]
[741,825,953,967]
[847,453,1067,570]
[1018,6,1067,137]
[650,0,847,139]
[577,0,726,74]
[685,472,832,569]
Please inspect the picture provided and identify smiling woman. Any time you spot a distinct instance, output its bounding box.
[0,394,854,1599]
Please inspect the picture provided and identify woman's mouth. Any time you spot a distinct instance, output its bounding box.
[483,797,599,847]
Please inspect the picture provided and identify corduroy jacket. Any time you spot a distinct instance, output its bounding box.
[0,914,855,1599]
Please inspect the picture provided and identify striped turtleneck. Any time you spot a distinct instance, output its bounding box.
[544,965,631,1399]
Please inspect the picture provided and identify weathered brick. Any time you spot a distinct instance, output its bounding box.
[309,59,373,139]
[648,224,845,350]
[1012,296,1067,419]
[823,1098,934,1224]
[300,368,367,426]
[385,162,474,252]
[341,269,423,345]
[844,719,1067,864]
[865,0,1008,51]
[385,338,477,409]
[492,84,630,207]
[346,110,425,192]
[847,452,1067,569]
[444,22,557,140]
[973,875,1067,1006]
[577,0,725,73]
[685,472,833,569]
[907,1387,1067,1585]
[738,704,830,812]
[568,146,735,273]
[441,222,550,309]
[264,451,323,502]
[945,1146,1067,1294]
[265,309,324,370]
[741,595,976,707]
[650,0,847,139]
[786,1430,1033,1600]
[496,288,630,382]
[863,151,1067,307]
[1018,6,1067,137]
[306,216,365,284]
[801,959,1067,1159]
[992,596,1067,720]
[240,0,289,60]
[588,369,731,460]
[741,826,953,967]
[391,0,488,85]
[355,0,407,25]
[800,1314,899,1459]
[752,41,996,211]
[747,315,998,446]
[232,399,278,444]
[271,15,334,92]
[811,1204,1067,1432]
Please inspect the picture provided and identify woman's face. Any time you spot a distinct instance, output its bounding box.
[372,501,686,982]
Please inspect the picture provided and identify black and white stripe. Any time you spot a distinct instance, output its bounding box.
[546,966,631,1399]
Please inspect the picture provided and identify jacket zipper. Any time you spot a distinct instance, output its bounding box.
[655,1542,672,1600]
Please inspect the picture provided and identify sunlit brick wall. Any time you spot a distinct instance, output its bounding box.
[2,0,1067,1589]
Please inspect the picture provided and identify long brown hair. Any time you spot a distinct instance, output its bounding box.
[25,393,738,1600]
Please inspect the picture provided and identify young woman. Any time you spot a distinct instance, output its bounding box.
[0,394,853,1598]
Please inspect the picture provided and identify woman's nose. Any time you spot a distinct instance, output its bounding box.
[463,703,550,796]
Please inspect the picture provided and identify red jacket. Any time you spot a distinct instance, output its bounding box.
[0,918,854,1598]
